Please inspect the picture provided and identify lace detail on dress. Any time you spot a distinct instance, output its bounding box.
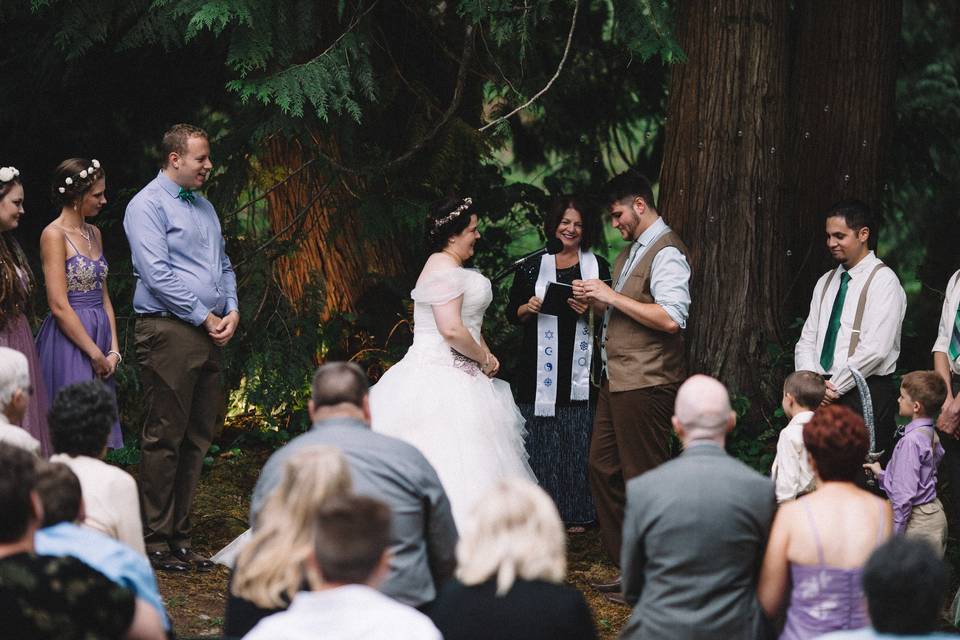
[450,348,480,377]
[65,257,108,293]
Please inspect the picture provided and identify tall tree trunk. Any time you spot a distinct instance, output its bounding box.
[783,0,902,321]
[262,136,407,318]
[659,0,789,399]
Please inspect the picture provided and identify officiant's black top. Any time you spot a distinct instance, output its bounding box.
[506,255,610,405]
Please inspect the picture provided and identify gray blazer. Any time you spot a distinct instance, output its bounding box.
[621,443,776,640]
[250,417,458,608]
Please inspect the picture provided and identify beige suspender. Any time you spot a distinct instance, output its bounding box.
[818,262,887,358]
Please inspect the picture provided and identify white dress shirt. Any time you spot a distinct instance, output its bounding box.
[601,217,692,373]
[612,217,692,328]
[50,453,146,556]
[932,269,960,374]
[770,410,816,503]
[0,412,40,455]
[243,584,442,640]
[794,251,906,395]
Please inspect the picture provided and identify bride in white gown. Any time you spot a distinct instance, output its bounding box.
[370,197,535,527]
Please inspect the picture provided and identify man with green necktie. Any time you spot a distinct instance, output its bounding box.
[795,200,905,464]
[932,269,960,519]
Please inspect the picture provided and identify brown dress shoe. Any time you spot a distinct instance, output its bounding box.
[589,575,622,592]
[148,550,191,572]
[170,547,215,571]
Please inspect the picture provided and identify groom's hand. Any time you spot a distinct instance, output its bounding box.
[574,278,616,305]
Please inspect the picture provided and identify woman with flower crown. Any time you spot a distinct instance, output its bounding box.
[0,165,53,455]
[35,158,123,449]
[370,196,535,527]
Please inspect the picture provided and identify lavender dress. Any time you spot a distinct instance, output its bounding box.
[0,301,52,456]
[35,236,122,449]
[779,499,887,639]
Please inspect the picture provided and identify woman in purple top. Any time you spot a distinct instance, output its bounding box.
[758,405,892,640]
[0,165,52,455]
[36,158,122,449]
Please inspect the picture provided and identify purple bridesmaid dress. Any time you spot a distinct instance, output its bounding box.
[779,500,886,639]
[0,310,53,456]
[35,235,123,449]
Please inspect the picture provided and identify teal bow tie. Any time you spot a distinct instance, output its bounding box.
[177,187,196,203]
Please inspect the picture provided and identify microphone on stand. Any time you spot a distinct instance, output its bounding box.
[492,237,564,283]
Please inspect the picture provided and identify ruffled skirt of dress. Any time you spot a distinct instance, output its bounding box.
[370,346,536,528]
[0,313,53,456]
[35,291,123,449]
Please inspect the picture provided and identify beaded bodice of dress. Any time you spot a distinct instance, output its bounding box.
[411,268,491,356]
[65,254,108,294]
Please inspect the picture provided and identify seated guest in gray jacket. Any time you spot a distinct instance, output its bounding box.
[250,362,458,607]
[620,375,776,640]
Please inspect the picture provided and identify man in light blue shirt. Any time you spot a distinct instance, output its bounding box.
[124,123,239,573]
[249,363,457,609]
[33,461,170,631]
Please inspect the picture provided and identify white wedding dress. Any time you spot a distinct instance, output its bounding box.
[370,267,535,527]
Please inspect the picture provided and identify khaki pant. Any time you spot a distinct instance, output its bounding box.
[905,498,947,558]
[588,380,677,565]
[135,317,223,552]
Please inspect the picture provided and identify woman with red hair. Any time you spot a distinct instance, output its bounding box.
[758,404,892,639]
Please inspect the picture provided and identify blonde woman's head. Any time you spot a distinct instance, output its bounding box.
[455,478,566,595]
[232,445,353,607]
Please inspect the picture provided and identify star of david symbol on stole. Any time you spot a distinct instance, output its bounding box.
[544,330,555,340]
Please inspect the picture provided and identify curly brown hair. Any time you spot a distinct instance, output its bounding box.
[0,179,34,331]
[803,404,869,482]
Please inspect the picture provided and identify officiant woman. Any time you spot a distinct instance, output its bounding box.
[506,196,610,530]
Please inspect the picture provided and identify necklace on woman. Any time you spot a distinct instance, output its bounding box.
[442,248,462,266]
[61,222,93,255]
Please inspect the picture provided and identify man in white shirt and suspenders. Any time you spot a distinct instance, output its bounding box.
[932,269,960,521]
[795,201,906,464]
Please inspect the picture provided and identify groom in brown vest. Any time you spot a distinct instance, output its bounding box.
[573,170,691,589]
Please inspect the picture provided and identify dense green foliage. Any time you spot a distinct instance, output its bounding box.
[0,1,957,457]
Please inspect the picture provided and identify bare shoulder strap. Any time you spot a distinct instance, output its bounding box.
[848,262,886,357]
[61,230,81,257]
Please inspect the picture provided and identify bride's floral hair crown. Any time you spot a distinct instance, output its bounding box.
[51,158,104,206]
[0,167,20,184]
[432,197,472,230]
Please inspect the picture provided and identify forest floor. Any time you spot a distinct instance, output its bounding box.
[147,445,629,640]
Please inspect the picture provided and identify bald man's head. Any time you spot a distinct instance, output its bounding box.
[673,375,735,443]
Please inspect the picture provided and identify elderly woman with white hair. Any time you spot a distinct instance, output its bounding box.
[0,345,41,454]
[427,478,596,640]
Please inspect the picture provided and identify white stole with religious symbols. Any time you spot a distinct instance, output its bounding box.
[534,250,599,417]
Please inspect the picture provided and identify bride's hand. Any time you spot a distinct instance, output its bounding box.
[567,298,588,315]
[482,353,500,378]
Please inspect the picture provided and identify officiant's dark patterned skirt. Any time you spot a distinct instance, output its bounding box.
[519,402,596,525]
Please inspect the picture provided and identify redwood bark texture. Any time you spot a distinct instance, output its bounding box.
[658,0,901,402]
[783,0,902,319]
[262,136,406,318]
[659,0,788,398]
